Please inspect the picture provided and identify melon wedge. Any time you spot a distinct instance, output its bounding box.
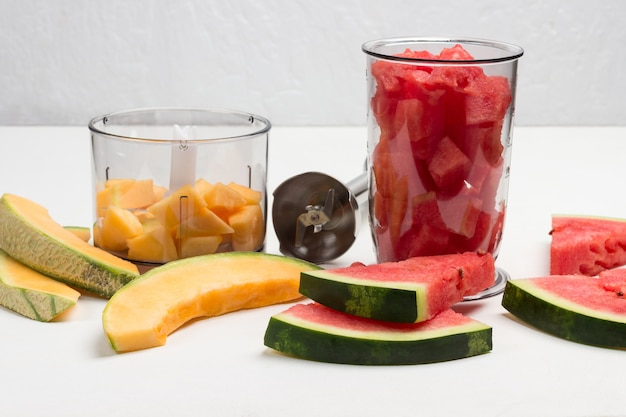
[0,194,139,298]
[102,252,321,353]
[299,252,495,323]
[64,226,91,242]
[502,274,626,348]
[550,214,626,276]
[264,303,492,365]
[0,249,80,321]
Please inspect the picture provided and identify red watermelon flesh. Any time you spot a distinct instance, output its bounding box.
[550,215,626,276]
[598,268,626,296]
[326,251,495,319]
[280,303,481,334]
[532,275,626,315]
[369,44,511,262]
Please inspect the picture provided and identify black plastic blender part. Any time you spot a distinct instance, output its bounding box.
[272,171,367,264]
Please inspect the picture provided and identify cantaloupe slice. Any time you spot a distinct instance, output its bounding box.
[102,252,321,352]
[0,194,139,298]
[0,249,80,321]
[64,226,91,242]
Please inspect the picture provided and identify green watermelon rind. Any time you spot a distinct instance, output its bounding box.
[264,312,492,365]
[299,270,428,323]
[501,279,626,348]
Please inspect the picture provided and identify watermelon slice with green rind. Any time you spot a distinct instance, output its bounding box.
[299,252,495,323]
[264,303,492,365]
[501,274,626,348]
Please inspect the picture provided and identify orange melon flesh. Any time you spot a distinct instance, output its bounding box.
[102,252,321,353]
[94,178,266,262]
[0,249,80,321]
[64,226,91,242]
[0,194,139,298]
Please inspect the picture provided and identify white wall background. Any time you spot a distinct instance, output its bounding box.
[0,0,624,127]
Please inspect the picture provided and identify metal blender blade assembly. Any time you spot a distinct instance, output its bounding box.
[272,171,367,264]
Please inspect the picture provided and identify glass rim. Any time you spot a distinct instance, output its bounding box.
[88,107,271,144]
[362,36,524,64]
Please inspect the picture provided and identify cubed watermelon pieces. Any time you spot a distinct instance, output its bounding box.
[369,44,511,262]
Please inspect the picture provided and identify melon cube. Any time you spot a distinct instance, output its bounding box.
[228,205,265,251]
[437,195,483,238]
[96,179,157,217]
[227,182,262,205]
[99,206,143,252]
[127,225,178,263]
[203,182,247,219]
[194,178,213,197]
[427,136,471,193]
[396,223,450,260]
[147,184,206,230]
[179,235,222,258]
[411,191,446,231]
[173,207,234,239]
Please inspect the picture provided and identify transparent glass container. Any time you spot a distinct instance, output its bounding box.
[89,107,270,267]
[362,37,523,279]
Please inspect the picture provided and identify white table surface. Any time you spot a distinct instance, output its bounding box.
[1,126,625,417]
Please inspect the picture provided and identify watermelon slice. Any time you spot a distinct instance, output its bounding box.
[299,252,495,323]
[264,303,492,365]
[501,273,626,348]
[549,214,626,276]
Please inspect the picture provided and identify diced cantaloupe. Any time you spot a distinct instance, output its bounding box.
[203,182,247,219]
[95,178,265,262]
[172,207,234,239]
[96,179,157,217]
[152,185,168,202]
[99,206,143,252]
[194,178,213,197]
[227,182,262,205]
[229,204,264,251]
[179,235,222,258]
[127,225,178,263]
[147,184,207,231]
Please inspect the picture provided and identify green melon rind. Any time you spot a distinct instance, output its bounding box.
[0,283,76,322]
[264,313,492,365]
[501,279,626,348]
[0,198,138,298]
[299,270,427,323]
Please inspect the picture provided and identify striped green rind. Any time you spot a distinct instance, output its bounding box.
[264,308,492,365]
[0,195,139,298]
[299,270,423,323]
[0,284,76,321]
[501,279,626,348]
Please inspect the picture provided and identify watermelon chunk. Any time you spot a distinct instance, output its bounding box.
[369,44,512,263]
[299,251,495,323]
[264,303,492,365]
[598,268,626,296]
[502,274,626,348]
[549,215,626,276]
